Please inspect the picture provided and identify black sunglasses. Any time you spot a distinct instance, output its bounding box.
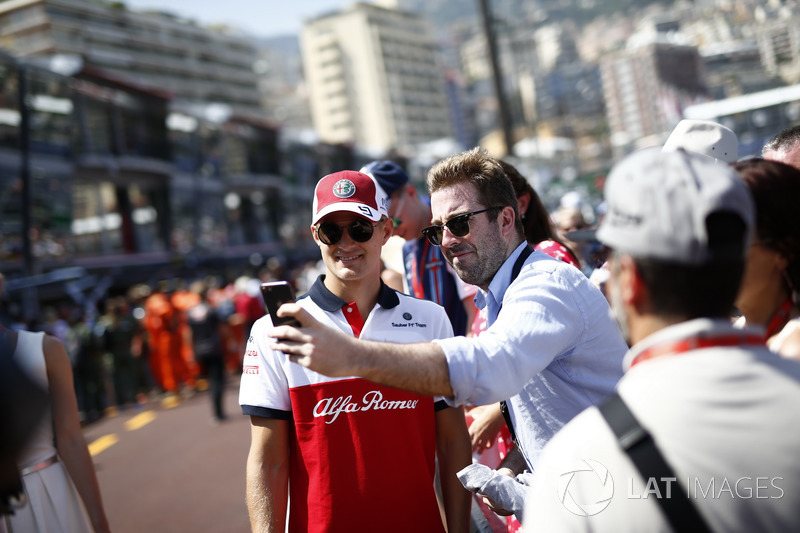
[421,207,502,246]
[316,218,378,245]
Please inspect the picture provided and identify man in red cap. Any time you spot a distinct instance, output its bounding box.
[240,170,471,533]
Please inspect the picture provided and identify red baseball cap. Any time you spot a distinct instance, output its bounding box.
[312,170,389,224]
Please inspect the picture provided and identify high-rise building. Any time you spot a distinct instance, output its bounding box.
[701,41,783,100]
[755,8,800,85]
[600,39,707,154]
[301,2,453,154]
[0,0,262,116]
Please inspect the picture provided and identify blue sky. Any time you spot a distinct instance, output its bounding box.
[123,0,350,38]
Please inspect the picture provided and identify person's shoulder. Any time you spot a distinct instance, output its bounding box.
[528,250,581,273]
[772,318,800,361]
[395,289,444,310]
[41,331,71,372]
[394,290,451,323]
[517,251,589,288]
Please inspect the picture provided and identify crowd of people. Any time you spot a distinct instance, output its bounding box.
[1,264,330,427]
[4,120,800,532]
[251,121,800,532]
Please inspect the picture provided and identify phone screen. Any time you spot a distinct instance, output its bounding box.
[260,281,300,327]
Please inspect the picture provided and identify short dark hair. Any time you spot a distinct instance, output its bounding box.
[734,157,800,295]
[630,211,747,320]
[426,148,524,238]
[762,125,800,156]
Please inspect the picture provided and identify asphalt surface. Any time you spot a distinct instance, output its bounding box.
[83,381,252,533]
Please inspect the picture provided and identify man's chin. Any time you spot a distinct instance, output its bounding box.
[451,261,478,286]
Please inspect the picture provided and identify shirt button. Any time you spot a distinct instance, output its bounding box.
[347,307,352,313]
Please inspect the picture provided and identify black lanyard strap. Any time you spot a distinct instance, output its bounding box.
[499,244,533,447]
[599,392,713,532]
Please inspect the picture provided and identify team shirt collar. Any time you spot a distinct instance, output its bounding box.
[308,274,400,312]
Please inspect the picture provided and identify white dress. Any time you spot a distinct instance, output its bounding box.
[2,331,94,533]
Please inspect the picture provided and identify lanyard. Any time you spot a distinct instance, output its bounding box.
[765,297,794,340]
[410,240,430,300]
[492,244,533,323]
[630,331,765,368]
[498,244,534,447]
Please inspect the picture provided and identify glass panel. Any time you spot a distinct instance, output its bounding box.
[170,183,227,252]
[170,185,196,254]
[197,195,226,250]
[31,167,73,261]
[128,183,165,252]
[222,133,248,175]
[0,167,23,262]
[119,100,169,160]
[224,192,245,246]
[26,68,73,157]
[71,181,123,255]
[82,98,112,155]
[199,124,223,178]
[0,56,19,150]
[167,112,199,172]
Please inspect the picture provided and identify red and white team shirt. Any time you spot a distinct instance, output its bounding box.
[240,276,455,533]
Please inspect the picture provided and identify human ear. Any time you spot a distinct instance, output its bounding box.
[516,192,531,217]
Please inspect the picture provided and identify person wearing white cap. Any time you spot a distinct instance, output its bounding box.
[239,170,471,533]
[267,148,627,521]
[522,149,800,532]
[662,119,739,163]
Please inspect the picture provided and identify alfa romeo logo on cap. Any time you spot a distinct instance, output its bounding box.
[333,179,356,198]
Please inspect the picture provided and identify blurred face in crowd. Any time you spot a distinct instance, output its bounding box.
[430,182,508,289]
[557,208,586,235]
[387,187,413,240]
[312,212,391,285]
[607,252,632,346]
[735,240,788,317]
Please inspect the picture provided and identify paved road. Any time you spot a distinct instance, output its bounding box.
[83,382,252,533]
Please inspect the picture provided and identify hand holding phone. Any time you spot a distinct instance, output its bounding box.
[261,281,301,327]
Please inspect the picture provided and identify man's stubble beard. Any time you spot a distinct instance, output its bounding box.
[445,224,507,288]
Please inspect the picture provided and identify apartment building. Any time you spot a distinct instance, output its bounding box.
[301,2,452,153]
[0,0,262,115]
[755,12,800,84]
[600,39,707,153]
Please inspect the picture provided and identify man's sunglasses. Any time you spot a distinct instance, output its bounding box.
[315,218,378,245]
[421,207,502,246]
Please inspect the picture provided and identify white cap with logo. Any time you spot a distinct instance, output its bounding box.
[597,149,753,265]
[662,119,739,163]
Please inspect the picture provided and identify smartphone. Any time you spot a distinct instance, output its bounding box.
[260,281,301,327]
